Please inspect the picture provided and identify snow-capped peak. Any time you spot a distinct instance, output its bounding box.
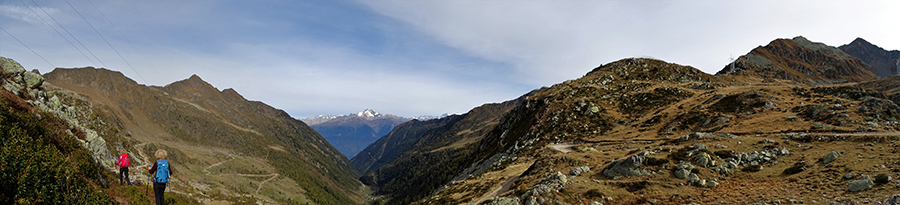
[357,109,380,118]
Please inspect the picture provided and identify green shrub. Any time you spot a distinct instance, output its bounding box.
[644,157,670,166]
[875,173,891,185]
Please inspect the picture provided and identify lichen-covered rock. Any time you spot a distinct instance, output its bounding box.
[0,56,25,75]
[2,79,22,95]
[848,175,874,192]
[22,71,43,88]
[602,151,650,178]
[822,151,841,164]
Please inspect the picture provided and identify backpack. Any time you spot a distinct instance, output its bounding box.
[154,160,170,183]
[119,153,130,167]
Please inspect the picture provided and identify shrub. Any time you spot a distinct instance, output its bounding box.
[875,174,891,185]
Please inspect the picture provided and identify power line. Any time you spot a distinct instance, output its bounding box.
[63,0,147,84]
[0,25,54,68]
[18,0,96,66]
[29,0,107,68]
[86,0,158,81]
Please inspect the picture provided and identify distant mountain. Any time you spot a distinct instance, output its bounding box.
[302,109,410,158]
[352,91,533,204]
[717,36,876,84]
[840,37,900,77]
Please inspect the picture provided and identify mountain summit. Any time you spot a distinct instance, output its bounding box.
[717,36,876,84]
[840,37,900,77]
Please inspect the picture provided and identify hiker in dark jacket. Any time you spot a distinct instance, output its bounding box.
[148,149,172,205]
[115,149,132,185]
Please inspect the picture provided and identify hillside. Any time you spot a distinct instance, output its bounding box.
[840,38,900,77]
[717,36,876,84]
[354,93,529,204]
[353,37,900,205]
[41,67,363,204]
[303,109,410,158]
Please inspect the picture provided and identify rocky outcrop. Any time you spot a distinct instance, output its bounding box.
[602,151,650,178]
[1,57,115,168]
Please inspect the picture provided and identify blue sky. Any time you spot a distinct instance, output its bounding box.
[1,0,898,118]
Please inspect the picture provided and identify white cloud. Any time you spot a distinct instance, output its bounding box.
[361,1,900,86]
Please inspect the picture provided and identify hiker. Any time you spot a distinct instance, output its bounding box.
[148,149,172,205]
[115,149,132,185]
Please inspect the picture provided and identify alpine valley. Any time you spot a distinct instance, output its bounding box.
[4,36,900,205]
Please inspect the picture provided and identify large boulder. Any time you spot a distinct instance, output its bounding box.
[602,151,650,178]
[0,57,25,76]
[22,71,43,88]
[848,175,874,192]
[822,151,842,164]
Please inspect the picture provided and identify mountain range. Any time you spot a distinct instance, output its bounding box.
[301,109,410,158]
[4,36,900,204]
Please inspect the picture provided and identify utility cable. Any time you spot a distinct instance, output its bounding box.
[86,0,158,82]
[63,0,147,84]
[18,0,96,66]
[0,25,54,68]
[29,0,106,68]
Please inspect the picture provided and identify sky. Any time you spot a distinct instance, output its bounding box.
[0,0,897,119]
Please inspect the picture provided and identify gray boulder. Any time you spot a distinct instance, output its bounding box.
[848,175,874,192]
[569,166,591,176]
[822,151,841,164]
[0,57,25,75]
[694,152,713,168]
[675,168,691,179]
[602,151,650,178]
[22,71,43,88]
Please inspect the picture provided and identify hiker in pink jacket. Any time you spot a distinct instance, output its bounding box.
[115,149,132,185]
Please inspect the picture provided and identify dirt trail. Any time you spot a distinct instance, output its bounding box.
[202,154,279,194]
[474,175,520,204]
[549,143,577,153]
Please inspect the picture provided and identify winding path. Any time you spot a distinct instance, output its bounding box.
[474,175,520,204]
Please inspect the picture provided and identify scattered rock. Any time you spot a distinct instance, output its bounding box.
[786,116,799,121]
[569,166,590,176]
[848,175,874,192]
[822,151,841,164]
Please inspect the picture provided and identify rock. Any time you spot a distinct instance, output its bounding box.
[687,173,700,182]
[2,79,22,95]
[848,175,874,192]
[822,151,841,164]
[706,180,719,187]
[859,105,868,113]
[591,106,600,113]
[602,151,650,178]
[786,116,799,121]
[22,71,43,88]
[694,152,713,168]
[484,197,520,205]
[590,202,603,205]
[765,100,775,107]
[569,166,590,176]
[845,173,858,180]
[883,194,900,204]
[0,57,26,75]
[675,168,691,179]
